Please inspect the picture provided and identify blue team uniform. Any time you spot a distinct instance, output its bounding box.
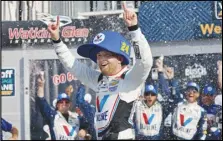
[171,82,208,140]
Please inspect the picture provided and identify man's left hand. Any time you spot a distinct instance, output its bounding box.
[122,2,138,27]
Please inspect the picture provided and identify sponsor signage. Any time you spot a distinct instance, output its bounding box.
[1,69,15,96]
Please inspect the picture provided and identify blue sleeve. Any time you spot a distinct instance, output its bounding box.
[75,85,95,117]
[75,84,86,108]
[75,84,96,132]
[1,118,12,132]
[36,97,56,121]
[158,72,171,97]
[81,104,96,124]
[79,116,89,130]
[195,110,208,140]
[169,79,183,104]
[158,72,175,119]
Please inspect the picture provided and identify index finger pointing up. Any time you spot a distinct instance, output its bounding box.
[122,2,128,12]
[56,15,60,26]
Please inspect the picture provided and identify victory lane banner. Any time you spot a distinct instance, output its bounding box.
[1,69,15,96]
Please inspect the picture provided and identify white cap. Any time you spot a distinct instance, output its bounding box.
[53,99,57,108]
[84,93,92,103]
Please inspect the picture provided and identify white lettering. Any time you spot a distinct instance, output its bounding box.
[140,124,158,131]
[174,123,193,134]
[1,70,13,78]
[185,64,207,79]
[58,135,73,140]
[1,84,13,90]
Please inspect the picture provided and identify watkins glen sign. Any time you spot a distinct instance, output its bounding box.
[2,15,126,49]
[8,26,89,44]
[4,16,89,46]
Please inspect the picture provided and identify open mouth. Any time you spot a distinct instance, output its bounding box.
[148,100,152,103]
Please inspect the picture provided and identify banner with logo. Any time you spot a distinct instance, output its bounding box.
[1,69,15,96]
[149,53,222,91]
[2,16,126,49]
[30,53,221,139]
[2,1,222,49]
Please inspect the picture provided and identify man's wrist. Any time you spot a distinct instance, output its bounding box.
[52,38,61,43]
[128,25,138,31]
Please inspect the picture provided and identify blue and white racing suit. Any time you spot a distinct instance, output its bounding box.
[75,84,97,140]
[128,100,163,140]
[172,101,208,140]
[128,72,179,140]
[36,97,81,140]
[53,27,153,139]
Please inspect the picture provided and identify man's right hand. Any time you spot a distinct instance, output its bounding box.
[155,58,164,72]
[164,65,174,80]
[65,85,74,97]
[47,16,60,41]
[37,71,45,88]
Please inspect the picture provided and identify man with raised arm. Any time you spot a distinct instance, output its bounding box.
[47,3,153,140]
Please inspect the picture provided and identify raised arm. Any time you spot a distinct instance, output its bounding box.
[36,72,56,120]
[75,84,86,107]
[122,3,153,91]
[47,16,100,91]
[156,58,171,97]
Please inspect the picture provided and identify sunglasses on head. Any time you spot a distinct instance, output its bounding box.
[144,92,157,96]
[57,99,70,104]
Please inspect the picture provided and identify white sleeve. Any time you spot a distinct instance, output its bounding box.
[128,100,137,126]
[54,41,100,91]
[122,28,153,91]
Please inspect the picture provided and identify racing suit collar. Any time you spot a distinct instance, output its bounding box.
[186,101,198,107]
[57,110,73,118]
[107,66,129,78]
[142,100,158,108]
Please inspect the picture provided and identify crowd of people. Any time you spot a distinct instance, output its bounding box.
[1,2,222,140]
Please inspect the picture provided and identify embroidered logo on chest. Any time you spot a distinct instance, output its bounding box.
[179,114,193,126]
[142,113,155,125]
